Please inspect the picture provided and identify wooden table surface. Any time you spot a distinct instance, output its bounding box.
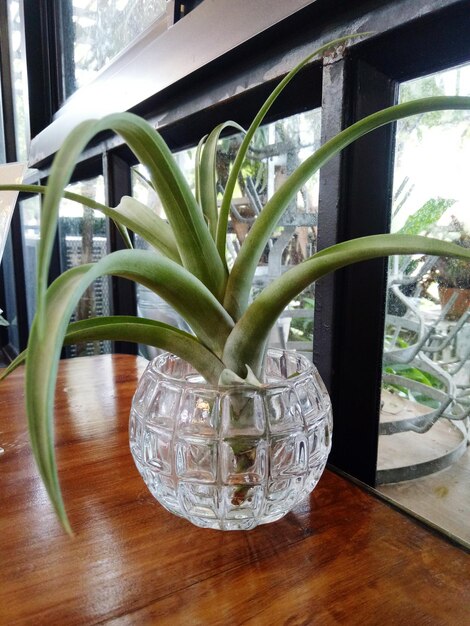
[1,354,469,625]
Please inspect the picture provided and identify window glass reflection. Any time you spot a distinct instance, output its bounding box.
[20,195,40,327]
[7,0,29,161]
[61,0,168,97]
[59,176,112,356]
[378,64,470,546]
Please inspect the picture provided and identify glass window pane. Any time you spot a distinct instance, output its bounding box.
[378,65,470,546]
[0,233,19,348]
[131,108,321,361]
[132,149,198,360]
[59,176,112,356]
[61,0,168,97]
[7,0,30,161]
[20,195,40,328]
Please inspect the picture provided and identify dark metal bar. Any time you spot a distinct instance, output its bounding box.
[0,233,19,357]
[55,0,76,102]
[314,56,350,393]
[103,151,137,355]
[8,207,29,350]
[326,58,398,485]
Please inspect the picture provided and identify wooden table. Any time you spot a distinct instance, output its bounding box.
[1,354,469,625]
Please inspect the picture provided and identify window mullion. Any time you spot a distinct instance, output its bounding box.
[324,57,398,485]
[315,56,350,392]
[103,151,138,354]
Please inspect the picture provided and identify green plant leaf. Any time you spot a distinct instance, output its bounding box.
[218,365,263,388]
[0,183,182,260]
[199,121,245,244]
[0,350,25,380]
[132,165,156,192]
[223,234,470,376]
[398,197,455,236]
[224,95,470,320]
[385,364,442,388]
[1,316,225,384]
[113,196,181,263]
[194,133,207,207]
[104,249,233,353]
[24,248,232,532]
[0,183,134,250]
[66,316,225,382]
[216,33,366,263]
[115,222,133,249]
[32,113,226,338]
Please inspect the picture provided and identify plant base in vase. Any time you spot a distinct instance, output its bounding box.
[129,349,332,530]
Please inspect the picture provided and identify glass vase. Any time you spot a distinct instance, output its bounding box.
[129,349,332,530]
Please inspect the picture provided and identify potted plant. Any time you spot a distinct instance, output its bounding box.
[434,219,470,319]
[1,37,470,533]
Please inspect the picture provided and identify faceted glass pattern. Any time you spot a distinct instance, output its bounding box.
[129,349,332,530]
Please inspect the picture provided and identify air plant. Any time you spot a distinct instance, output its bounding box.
[1,36,470,533]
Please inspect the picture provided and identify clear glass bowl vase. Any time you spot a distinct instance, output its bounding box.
[129,349,332,530]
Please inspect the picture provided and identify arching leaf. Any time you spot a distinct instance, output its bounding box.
[224,96,470,320]
[216,33,366,262]
[25,248,232,532]
[33,113,227,342]
[1,316,225,383]
[199,121,245,244]
[223,234,470,376]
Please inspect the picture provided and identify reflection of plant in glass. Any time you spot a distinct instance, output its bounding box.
[396,66,470,152]
[434,218,470,289]
[383,334,444,409]
[216,113,320,253]
[389,197,466,305]
[60,178,110,357]
[288,296,315,342]
[2,37,470,533]
[397,197,456,236]
[384,362,443,409]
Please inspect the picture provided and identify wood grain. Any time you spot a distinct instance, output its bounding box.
[0,354,469,625]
